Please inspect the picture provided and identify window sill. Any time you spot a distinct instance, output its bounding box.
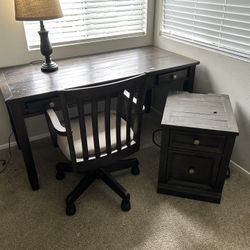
[160,33,250,63]
[27,33,147,51]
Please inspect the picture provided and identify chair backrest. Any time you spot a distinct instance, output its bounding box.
[59,74,147,165]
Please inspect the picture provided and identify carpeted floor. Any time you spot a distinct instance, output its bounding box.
[0,114,249,250]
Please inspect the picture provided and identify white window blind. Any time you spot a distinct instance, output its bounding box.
[24,0,148,50]
[161,0,250,61]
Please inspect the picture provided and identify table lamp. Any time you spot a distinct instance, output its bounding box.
[14,0,63,73]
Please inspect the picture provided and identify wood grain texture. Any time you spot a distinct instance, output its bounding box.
[0,46,199,102]
[162,92,239,134]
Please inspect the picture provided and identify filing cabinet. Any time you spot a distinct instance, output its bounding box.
[157,92,239,203]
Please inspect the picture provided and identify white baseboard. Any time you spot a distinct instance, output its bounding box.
[230,160,250,177]
[0,133,50,151]
[0,141,17,151]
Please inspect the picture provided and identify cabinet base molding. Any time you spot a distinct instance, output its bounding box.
[157,183,221,203]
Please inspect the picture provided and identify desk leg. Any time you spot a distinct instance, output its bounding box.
[183,65,196,92]
[7,106,20,149]
[144,75,155,113]
[8,103,39,191]
[144,89,152,113]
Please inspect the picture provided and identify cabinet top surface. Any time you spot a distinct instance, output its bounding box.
[162,92,239,134]
[0,46,199,102]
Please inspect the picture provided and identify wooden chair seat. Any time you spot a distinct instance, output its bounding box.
[57,111,134,160]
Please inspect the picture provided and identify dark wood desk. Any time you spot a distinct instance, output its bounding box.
[0,46,199,190]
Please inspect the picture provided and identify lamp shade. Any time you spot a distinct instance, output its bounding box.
[14,0,63,21]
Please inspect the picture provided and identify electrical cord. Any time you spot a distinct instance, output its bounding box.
[0,132,13,174]
[152,128,162,148]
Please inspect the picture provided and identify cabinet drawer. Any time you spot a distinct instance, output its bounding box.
[25,97,60,115]
[169,129,226,153]
[166,150,220,189]
[158,69,188,83]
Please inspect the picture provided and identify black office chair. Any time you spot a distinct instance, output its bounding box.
[45,74,147,215]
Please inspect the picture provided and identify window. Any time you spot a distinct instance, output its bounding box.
[24,0,148,50]
[161,0,250,61]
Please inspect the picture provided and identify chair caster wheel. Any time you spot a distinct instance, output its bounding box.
[121,199,131,212]
[66,204,76,216]
[56,170,65,180]
[131,165,140,175]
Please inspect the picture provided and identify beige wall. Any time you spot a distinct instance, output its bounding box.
[154,1,250,172]
[0,0,155,147]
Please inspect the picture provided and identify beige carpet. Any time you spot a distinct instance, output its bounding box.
[0,114,249,250]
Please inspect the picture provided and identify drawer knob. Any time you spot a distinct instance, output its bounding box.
[189,167,195,175]
[193,139,200,145]
[172,74,177,79]
[49,102,55,108]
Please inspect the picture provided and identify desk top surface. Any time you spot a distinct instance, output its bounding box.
[162,92,239,134]
[0,46,199,102]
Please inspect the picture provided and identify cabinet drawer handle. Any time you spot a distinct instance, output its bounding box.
[172,74,177,79]
[193,139,200,145]
[189,167,195,175]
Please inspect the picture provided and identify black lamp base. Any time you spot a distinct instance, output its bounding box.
[39,21,58,73]
[41,61,58,73]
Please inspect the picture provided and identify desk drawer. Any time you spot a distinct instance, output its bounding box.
[169,129,226,153]
[167,150,220,189]
[153,69,187,113]
[25,97,60,115]
[158,69,188,83]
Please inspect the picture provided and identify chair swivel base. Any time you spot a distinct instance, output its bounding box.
[65,194,131,216]
[56,158,139,216]
[56,159,140,181]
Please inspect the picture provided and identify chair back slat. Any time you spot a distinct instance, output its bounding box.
[77,100,89,160]
[134,86,147,142]
[91,99,101,157]
[60,100,77,162]
[126,91,134,146]
[116,92,124,151]
[59,74,147,163]
[105,96,111,155]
